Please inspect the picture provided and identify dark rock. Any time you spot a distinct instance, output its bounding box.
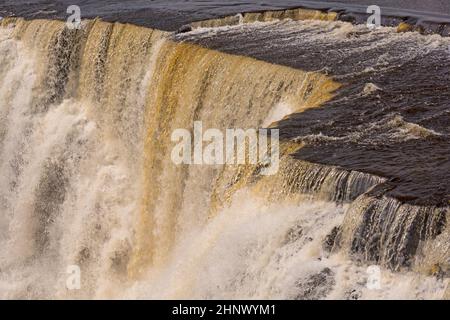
[323,226,341,252]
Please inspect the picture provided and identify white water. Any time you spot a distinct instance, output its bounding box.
[0,27,142,298]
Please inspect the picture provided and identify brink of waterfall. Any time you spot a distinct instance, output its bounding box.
[0,1,449,300]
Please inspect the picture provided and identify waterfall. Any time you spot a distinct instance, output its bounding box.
[0,16,448,299]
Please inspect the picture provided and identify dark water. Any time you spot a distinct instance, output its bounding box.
[1,0,450,31]
[176,20,450,206]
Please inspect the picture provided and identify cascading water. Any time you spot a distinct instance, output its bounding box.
[0,13,448,299]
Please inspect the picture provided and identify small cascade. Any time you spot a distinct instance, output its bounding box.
[336,194,448,272]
